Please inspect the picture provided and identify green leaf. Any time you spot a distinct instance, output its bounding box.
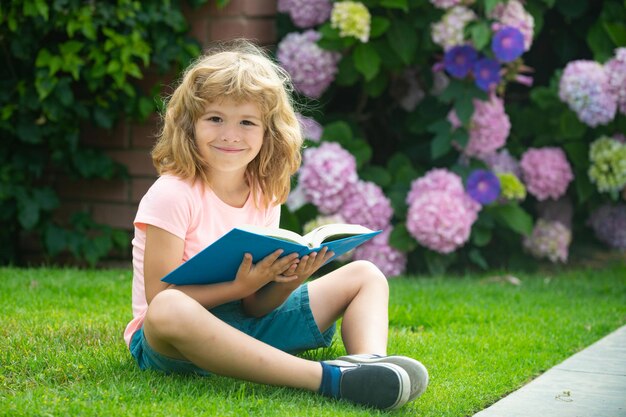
[353,43,381,81]
[468,248,488,269]
[387,20,418,65]
[335,55,360,87]
[603,22,626,46]
[559,111,586,140]
[343,139,372,168]
[16,191,39,230]
[484,0,503,14]
[472,226,492,247]
[575,171,594,204]
[364,72,388,97]
[380,0,409,11]
[424,250,456,276]
[370,17,391,39]
[454,94,474,125]
[431,131,452,160]
[587,21,615,61]
[321,121,353,142]
[359,165,392,187]
[488,204,533,236]
[318,22,341,40]
[389,224,417,252]
[469,22,491,50]
[44,224,67,256]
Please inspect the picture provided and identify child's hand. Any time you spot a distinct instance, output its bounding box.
[234,250,299,295]
[274,247,334,290]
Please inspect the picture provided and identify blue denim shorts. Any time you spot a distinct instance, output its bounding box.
[129,283,336,375]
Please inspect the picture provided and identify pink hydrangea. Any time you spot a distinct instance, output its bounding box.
[490,0,535,51]
[278,0,332,28]
[277,30,341,98]
[449,95,511,158]
[605,47,626,115]
[353,228,407,277]
[520,147,574,201]
[406,168,466,205]
[299,142,358,214]
[406,169,480,254]
[523,219,571,263]
[558,60,617,127]
[429,0,461,9]
[481,149,521,178]
[338,181,393,231]
[296,113,323,142]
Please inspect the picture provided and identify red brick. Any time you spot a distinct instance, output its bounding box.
[92,203,137,230]
[242,0,277,17]
[209,17,276,44]
[81,119,129,149]
[57,177,129,203]
[53,201,91,225]
[131,178,157,203]
[189,15,211,45]
[107,150,156,177]
[130,113,161,149]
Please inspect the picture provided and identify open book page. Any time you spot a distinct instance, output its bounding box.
[237,225,311,246]
[237,223,376,248]
[302,223,376,247]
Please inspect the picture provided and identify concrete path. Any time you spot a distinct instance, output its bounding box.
[473,325,626,417]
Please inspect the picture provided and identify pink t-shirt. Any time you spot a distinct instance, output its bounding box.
[123,174,281,347]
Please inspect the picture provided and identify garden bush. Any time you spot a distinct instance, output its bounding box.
[0,0,205,265]
[275,0,626,275]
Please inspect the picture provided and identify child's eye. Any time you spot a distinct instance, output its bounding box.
[207,116,222,123]
[241,120,257,126]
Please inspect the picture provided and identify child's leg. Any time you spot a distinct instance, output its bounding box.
[143,288,322,391]
[307,260,389,355]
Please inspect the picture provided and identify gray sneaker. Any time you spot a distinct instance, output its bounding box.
[323,360,411,410]
[336,354,429,402]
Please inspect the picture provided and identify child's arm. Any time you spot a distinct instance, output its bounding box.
[144,225,300,309]
[241,247,334,317]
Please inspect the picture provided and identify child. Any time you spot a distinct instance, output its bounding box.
[124,39,428,410]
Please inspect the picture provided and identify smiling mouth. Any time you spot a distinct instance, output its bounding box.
[213,146,245,153]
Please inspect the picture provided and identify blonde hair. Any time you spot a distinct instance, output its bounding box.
[152,39,303,207]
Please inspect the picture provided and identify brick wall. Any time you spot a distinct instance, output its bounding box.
[46,0,278,262]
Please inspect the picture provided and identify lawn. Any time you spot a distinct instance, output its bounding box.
[1,261,625,417]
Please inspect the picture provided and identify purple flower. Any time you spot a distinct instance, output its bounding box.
[491,26,525,62]
[277,30,341,98]
[338,181,393,231]
[473,58,501,91]
[278,0,332,28]
[298,142,358,213]
[353,228,407,277]
[466,169,501,205]
[588,204,626,250]
[444,45,478,78]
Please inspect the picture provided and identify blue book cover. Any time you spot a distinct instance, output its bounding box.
[161,225,381,286]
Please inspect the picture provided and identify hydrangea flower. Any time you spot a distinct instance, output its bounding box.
[452,95,511,158]
[406,168,466,205]
[331,1,371,43]
[296,113,323,142]
[497,172,526,201]
[491,26,525,62]
[444,45,478,78]
[338,181,393,231]
[286,182,307,212]
[277,30,341,98]
[406,169,480,254]
[431,6,477,50]
[353,228,407,277]
[298,142,358,214]
[490,0,535,51]
[466,169,501,204]
[473,58,501,91]
[277,0,332,28]
[303,214,346,234]
[588,204,626,250]
[523,219,571,263]
[520,147,574,201]
[482,149,521,178]
[558,60,617,127]
[588,136,626,193]
[429,0,462,9]
[605,47,626,115]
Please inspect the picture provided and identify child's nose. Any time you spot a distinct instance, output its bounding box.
[220,125,241,142]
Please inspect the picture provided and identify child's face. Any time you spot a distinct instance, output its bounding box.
[194,98,264,179]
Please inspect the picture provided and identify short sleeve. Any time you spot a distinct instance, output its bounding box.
[134,176,194,240]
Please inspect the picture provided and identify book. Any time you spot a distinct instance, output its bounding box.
[161,223,381,285]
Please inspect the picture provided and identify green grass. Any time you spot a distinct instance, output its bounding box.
[1,262,625,417]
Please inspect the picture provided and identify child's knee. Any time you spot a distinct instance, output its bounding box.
[349,260,389,291]
[145,289,200,337]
